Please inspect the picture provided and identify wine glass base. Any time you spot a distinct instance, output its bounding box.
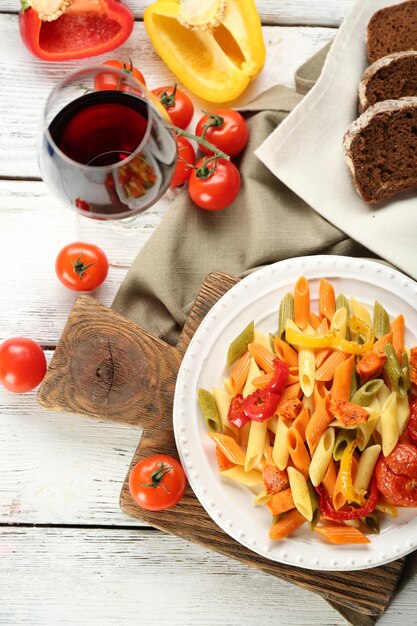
[76,213,149,268]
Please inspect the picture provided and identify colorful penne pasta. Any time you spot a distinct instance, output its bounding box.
[198,276,417,546]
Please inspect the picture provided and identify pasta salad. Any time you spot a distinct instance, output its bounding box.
[198,276,417,545]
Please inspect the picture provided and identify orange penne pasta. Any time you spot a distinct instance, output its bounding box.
[230,351,251,396]
[321,457,337,499]
[316,350,350,381]
[330,355,355,402]
[372,332,393,355]
[313,380,328,406]
[208,432,246,466]
[391,315,405,361]
[315,525,370,544]
[287,428,311,476]
[266,488,295,515]
[291,407,310,441]
[248,342,275,373]
[288,366,299,385]
[319,278,336,322]
[308,311,321,330]
[305,396,332,453]
[294,276,310,330]
[277,383,301,408]
[315,317,331,367]
[215,447,235,471]
[273,337,298,368]
[251,371,274,389]
[269,509,306,539]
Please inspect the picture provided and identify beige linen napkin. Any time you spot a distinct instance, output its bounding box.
[256,0,417,282]
[112,63,375,345]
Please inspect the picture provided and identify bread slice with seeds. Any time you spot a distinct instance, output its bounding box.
[343,97,417,204]
[367,0,417,63]
[359,51,417,112]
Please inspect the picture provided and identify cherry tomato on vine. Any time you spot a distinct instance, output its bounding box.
[170,136,196,188]
[129,454,187,511]
[195,109,249,158]
[94,59,146,91]
[56,242,109,292]
[152,84,194,130]
[188,158,241,211]
[0,338,47,393]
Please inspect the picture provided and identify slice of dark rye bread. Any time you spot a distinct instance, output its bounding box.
[367,0,417,63]
[359,51,417,112]
[343,97,417,204]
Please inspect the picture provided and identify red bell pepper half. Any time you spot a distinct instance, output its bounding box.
[19,0,134,62]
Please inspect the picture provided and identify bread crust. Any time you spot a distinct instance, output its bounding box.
[359,50,417,112]
[343,97,417,204]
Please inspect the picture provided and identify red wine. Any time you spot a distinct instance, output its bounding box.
[42,90,177,218]
[49,91,148,166]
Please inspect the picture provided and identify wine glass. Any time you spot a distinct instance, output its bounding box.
[39,65,177,266]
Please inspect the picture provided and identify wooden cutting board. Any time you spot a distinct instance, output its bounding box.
[37,272,404,619]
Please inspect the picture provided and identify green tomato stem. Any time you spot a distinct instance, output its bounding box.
[175,127,230,161]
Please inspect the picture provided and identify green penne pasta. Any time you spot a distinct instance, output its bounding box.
[336,293,351,317]
[350,365,358,399]
[198,388,222,433]
[277,292,294,339]
[333,429,355,461]
[373,301,390,339]
[383,343,409,398]
[351,379,385,407]
[226,320,254,368]
[401,351,411,395]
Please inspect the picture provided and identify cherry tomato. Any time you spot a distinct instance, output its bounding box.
[94,60,146,91]
[188,158,241,211]
[242,389,280,422]
[129,454,187,511]
[152,84,194,130]
[195,109,249,158]
[375,443,417,506]
[170,136,195,188]
[56,242,109,292]
[408,398,417,446]
[0,338,47,393]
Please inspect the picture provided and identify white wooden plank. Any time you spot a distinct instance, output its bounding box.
[0,14,334,179]
[0,361,143,525]
[2,0,353,26]
[0,526,346,626]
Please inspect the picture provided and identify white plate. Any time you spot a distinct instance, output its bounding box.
[173,256,417,571]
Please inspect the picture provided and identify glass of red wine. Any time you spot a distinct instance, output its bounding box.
[39,65,177,266]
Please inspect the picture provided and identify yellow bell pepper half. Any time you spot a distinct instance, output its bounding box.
[144,0,266,102]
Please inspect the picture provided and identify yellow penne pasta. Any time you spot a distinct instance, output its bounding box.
[272,416,290,471]
[242,357,262,398]
[397,394,411,434]
[380,391,399,456]
[254,331,272,351]
[294,275,310,330]
[350,296,372,327]
[268,415,278,435]
[212,387,237,438]
[357,409,380,451]
[287,466,313,521]
[319,278,336,322]
[245,420,268,471]
[253,488,271,506]
[221,466,263,487]
[298,347,315,397]
[330,306,347,339]
[354,444,381,492]
[309,427,335,487]
[208,432,246,465]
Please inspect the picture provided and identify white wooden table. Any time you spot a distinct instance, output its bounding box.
[1,2,417,624]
